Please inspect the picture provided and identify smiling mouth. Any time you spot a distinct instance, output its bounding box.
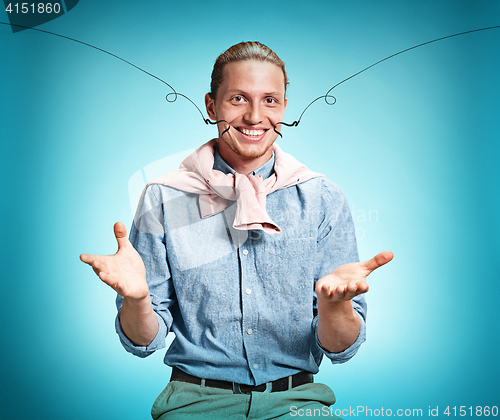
[235,127,268,138]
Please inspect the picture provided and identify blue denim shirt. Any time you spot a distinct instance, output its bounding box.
[115,148,366,386]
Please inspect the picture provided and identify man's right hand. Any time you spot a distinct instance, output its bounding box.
[80,222,148,300]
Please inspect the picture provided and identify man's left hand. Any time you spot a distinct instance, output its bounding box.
[315,251,394,303]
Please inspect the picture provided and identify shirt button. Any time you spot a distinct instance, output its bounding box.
[245,288,252,295]
[247,329,253,335]
[253,363,259,369]
[242,250,249,256]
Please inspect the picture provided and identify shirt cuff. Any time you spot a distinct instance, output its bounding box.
[115,310,167,358]
[312,311,366,364]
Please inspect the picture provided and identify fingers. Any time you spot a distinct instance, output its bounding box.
[364,251,394,274]
[114,222,129,250]
[92,259,107,273]
[81,222,128,266]
[98,270,116,287]
[80,253,108,266]
[318,280,368,301]
[343,281,368,300]
[91,259,107,280]
[92,259,120,289]
[318,282,332,299]
[80,253,96,265]
[80,253,113,281]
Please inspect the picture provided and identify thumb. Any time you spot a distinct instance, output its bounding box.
[114,222,129,250]
[364,251,394,274]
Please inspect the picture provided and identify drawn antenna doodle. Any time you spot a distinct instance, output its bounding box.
[2,21,499,137]
[276,24,500,131]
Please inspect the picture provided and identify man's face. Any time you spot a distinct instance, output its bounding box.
[205,60,287,171]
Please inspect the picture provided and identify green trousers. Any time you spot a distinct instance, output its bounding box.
[151,381,342,419]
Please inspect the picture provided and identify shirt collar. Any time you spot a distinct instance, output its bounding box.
[213,145,276,179]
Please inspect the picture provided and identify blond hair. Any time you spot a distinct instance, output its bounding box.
[209,41,288,100]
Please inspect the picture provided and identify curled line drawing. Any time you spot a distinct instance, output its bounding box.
[2,22,499,130]
[276,25,500,128]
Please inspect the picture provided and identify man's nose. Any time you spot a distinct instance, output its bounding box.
[244,102,263,125]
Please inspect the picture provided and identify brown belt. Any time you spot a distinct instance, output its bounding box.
[170,366,313,394]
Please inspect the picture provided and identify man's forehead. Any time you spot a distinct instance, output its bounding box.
[225,88,283,96]
[223,60,282,77]
[221,61,286,92]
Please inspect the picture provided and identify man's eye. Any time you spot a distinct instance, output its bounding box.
[232,96,243,102]
[266,98,277,104]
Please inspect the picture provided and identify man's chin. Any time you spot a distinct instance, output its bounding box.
[228,141,274,161]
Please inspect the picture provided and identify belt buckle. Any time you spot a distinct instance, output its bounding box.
[232,382,272,394]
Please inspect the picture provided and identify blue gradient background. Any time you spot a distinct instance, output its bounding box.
[1,1,499,419]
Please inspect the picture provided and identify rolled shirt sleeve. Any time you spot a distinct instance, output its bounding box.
[115,310,168,357]
[312,295,367,364]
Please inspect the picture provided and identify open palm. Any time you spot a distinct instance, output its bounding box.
[316,251,393,302]
[80,222,148,300]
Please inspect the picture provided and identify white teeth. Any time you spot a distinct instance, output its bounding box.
[240,128,265,136]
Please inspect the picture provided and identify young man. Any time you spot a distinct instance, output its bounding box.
[81,42,393,419]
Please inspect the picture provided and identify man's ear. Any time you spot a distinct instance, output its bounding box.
[284,97,288,111]
[205,93,217,120]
